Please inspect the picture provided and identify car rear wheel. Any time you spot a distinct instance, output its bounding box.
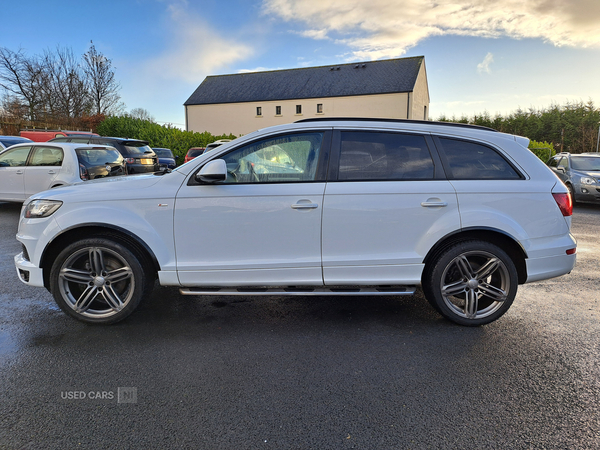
[49,237,152,324]
[423,240,518,326]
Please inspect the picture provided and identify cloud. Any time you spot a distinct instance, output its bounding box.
[262,0,600,60]
[477,52,494,74]
[148,2,253,83]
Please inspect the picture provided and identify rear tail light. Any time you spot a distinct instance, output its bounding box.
[79,163,89,181]
[566,248,577,255]
[126,157,136,164]
[552,193,573,217]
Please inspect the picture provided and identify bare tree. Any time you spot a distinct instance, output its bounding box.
[0,47,45,121]
[129,107,155,122]
[82,42,123,115]
[41,46,90,121]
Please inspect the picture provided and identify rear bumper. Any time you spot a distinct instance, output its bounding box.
[525,232,577,283]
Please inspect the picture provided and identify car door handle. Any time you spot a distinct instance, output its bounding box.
[47,170,56,174]
[291,201,318,210]
[421,200,448,207]
[16,170,24,175]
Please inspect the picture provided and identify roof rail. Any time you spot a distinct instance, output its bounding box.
[295,117,499,132]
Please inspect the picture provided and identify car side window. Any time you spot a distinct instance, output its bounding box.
[29,146,64,167]
[547,157,559,168]
[438,137,522,180]
[219,132,324,183]
[0,146,31,167]
[558,157,568,169]
[338,131,434,181]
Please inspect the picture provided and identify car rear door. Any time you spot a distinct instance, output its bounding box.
[321,129,460,285]
[23,146,64,196]
[0,146,31,201]
[174,130,331,286]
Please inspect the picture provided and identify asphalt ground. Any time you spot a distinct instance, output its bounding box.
[0,201,599,449]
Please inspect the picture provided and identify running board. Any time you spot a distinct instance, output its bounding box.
[179,286,417,296]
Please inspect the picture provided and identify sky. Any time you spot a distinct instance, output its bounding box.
[1,0,600,129]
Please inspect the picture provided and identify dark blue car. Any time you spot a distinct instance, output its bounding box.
[153,148,178,169]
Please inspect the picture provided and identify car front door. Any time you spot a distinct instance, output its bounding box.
[24,146,64,196]
[0,146,31,201]
[321,130,460,286]
[174,131,330,286]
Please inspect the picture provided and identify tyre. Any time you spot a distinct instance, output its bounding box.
[49,237,153,324]
[423,240,518,326]
[567,183,576,205]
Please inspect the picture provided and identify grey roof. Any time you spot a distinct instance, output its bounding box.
[184,56,425,106]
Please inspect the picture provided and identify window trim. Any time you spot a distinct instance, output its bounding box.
[432,135,525,180]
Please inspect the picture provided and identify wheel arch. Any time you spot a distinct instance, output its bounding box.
[40,223,160,289]
[422,227,528,285]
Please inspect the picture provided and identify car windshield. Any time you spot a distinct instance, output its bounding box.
[154,148,174,158]
[123,143,153,156]
[76,148,123,165]
[0,138,28,147]
[571,156,600,171]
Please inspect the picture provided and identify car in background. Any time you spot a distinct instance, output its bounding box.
[20,130,98,142]
[0,135,32,150]
[203,139,232,154]
[184,147,205,163]
[14,118,576,326]
[49,136,159,174]
[0,142,125,202]
[547,152,600,204]
[152,148,178,170]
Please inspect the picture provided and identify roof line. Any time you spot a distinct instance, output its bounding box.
[204,56,425,78]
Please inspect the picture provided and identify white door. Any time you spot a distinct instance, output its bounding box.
[322,130,460,285]
[0,146,31,201]
[174,131,329,286]
[23,146,64,196]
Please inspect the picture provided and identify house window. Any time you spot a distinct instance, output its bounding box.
[317,104,323,114]
[276,106,281,116]
[256,107,262,116]
[296,105,302,115]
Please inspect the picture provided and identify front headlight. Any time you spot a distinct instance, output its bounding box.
[23,200,63,218]
[580,177,597,185]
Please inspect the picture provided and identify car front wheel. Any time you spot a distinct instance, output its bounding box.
[49,237,152,324]
[423,240,518,326]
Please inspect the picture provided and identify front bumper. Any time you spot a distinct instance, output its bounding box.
[14,252,45,287]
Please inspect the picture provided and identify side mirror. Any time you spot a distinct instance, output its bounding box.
[556,166,565,173]
[196,159,227,183]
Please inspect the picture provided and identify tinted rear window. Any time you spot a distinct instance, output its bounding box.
[123,143,153,156]
[76,148,123,165]
[438,138,522,180]
[187,148,204,157]
[154,148,173,158]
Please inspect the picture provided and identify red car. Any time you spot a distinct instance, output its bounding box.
[184,147,205,163]
[20,130,99,142]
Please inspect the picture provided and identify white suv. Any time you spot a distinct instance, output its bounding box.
[14,119,576,326]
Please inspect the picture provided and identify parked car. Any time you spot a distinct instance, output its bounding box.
[184,147,205,163]
[203,139,232,154]
[152,148,178,170]
[547,152,600,204]
[20,130,98,142]
[14,118,576,326]
[49,136,159,174]
[0,142,125,202]
[0,135,32,150]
